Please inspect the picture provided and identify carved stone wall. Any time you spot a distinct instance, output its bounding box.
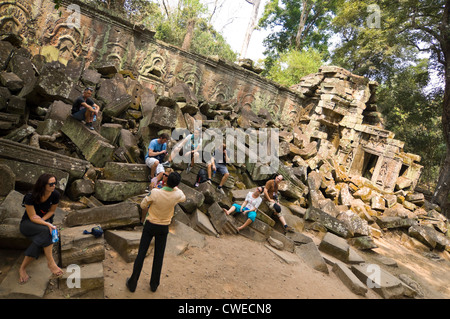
[3,0,302,126]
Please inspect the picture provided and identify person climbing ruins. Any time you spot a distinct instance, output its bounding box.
[145,133,169,187]
[223,186,264,231]
[166,128,202,171]
[207,143,230,195]
[71,87,100,130]
[264,174,295,234]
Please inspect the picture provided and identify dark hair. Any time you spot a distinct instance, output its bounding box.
[84,87,93,92]
[31,173,57,204]
[160,133,170,140]
[166,172,181,188]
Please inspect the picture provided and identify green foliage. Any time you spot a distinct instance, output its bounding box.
[377,61,445,185]
[266,48,324,86]
[258,0,341,61]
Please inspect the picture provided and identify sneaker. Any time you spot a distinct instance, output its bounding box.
[217,187,225,195]
[85,122,94,130]
[284,225,295,233]
[194,182,199,188]
[162,161,171,167]
[206,179,212,185]
[186,164,191,172]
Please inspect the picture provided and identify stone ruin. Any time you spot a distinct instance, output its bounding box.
[0,0,449,299]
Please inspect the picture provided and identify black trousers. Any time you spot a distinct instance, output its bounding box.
[128,222,169,291]
[19,219,52,259]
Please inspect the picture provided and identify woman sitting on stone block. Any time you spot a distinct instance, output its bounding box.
[222,186,264,231]
[18,173,64,284]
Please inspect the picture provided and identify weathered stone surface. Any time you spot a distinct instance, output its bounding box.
[67,179,95,201]
[408,225,450,251]
[0,254,51,299]
[61,116,115,167]
[0,71,24,92]
[59,262,104,298]
[351,263,405,299]
[305,207,351,238]
[177,183,205,213]
[208,202,238,235]
[103,162,149,182]
[0,158,69,192]
[60,224,105,267]
[295,242,329,274]
[95,179,148,202]
[265,244,300,265]
[318,232,350,263]
[104,229,143,263]
[190,209,218,237]
[376,216,418,229]
[64,201,140,229]
[0,163,15,196]
[333,262,367,296]
[1,138,90,180]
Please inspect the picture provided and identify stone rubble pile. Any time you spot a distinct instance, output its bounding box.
[0,39,448,299]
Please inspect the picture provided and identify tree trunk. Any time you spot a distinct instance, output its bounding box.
[182,19,196,52]
[431,1,450,217]
[295,0,311,49]
[240,0,262,58]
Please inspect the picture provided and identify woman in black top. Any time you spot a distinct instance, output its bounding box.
[18,174,63,284]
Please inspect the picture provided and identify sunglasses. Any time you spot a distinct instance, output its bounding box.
[48,182,57,187]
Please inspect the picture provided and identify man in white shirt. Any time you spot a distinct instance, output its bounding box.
[223,186,263,231]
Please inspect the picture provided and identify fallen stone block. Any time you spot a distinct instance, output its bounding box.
[64,201,140,229]
[60,224,105,267]
[0,163,15,196]
[318,232,350,263]
[295,242,329,274]
[0,254,51,299]
[234,212,272,242]
[269,229,295,252]
[103,162,149,182]
[408,225,450,251]
[190,209,218,237]
[67,179,95,201]
[59,262,104,298]
[305,207,352,238]
[351,263,404,299]
[94,179,147,202]
[332,262,367,296]
[61,116,115,167]
[376,216,418,230]
[0,158,69,193]
[177,183,205,213]
[169,220,206,249]
[208,202,238,235]
[0,138,89,180]
[105,229,143,263]
[265,244,300,265]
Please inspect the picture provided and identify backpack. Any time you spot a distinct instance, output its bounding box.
[196,168,208,184]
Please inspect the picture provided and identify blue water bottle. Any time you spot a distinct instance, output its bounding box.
[52,228,59,243]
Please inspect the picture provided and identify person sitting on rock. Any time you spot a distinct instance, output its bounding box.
[18,173,64,284]
[264,174,294,234]
[223,186,264,231]
[145,133,169,186]
[167,128,202,171]
[71,87,100,130]
[207,143,230,195]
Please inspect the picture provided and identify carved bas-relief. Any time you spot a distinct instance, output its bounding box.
[0,1,32,42]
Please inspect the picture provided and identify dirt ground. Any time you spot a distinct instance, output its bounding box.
[98,229,450,300]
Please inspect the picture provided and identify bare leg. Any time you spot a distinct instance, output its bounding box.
[238,218,253,231]
[150,161,159,179]
[220,172,229,187]
[223,206,236,215]
[18,256,34,283]
[43,244,63,276]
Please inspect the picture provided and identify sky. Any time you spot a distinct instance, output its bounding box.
[206,0,270,62]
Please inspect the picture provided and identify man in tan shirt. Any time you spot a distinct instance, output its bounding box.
[126,172,186,293]
[264,174,294,234]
